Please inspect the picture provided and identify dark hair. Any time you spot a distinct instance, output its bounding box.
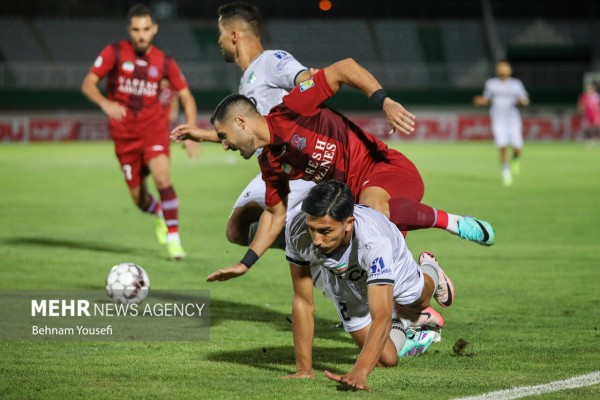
[302,181,354,222]
[217,2,261,35]
[127,4,153,24]
[210,93,258,124]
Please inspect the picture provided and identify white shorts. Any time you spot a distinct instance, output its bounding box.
[233,173,316,210]
[393,262,425,306]
[491,115,523,148]
[312,261,424,333]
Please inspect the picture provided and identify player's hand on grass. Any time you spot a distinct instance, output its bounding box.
[101,100,127,121]
[282,371,316,379]
[206,263,249,282]
[183,140,200,160]
[324,370,369,391]
[382,98,415,136]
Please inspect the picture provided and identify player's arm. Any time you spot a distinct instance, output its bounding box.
[473,95,490,106]
[170,87,218,144]
[294,69,312,86]
[206,200,288,282]
[516,80,530,107]
[325,284,393,391]
[321,58,415,135]
[167,94,180,125]
[170,125,220,143]
[176,88,201,159]
[474,80,491,107]
[81,72,126,120]
[283,263,316,379]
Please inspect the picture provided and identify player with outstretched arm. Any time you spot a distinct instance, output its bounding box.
[284,180,453,390]
[198,57,495,282]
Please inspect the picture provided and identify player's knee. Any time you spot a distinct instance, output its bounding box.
[379,352,398,368]
[225,220,249,246]
[154,175,172,190]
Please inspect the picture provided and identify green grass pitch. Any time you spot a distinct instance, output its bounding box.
[0,141,599,399]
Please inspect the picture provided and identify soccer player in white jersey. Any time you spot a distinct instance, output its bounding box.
[171,1,315,247]
[285,180,454,391]
[474,61,529,186]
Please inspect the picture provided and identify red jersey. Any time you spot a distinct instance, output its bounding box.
[261,69,397,207]
[90,40,187,137]
[579,92,600,126]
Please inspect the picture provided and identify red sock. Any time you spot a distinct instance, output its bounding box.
[145,195,162,217]
[434,210,449,229]
[159,186,179,234]
[388,197,436,231]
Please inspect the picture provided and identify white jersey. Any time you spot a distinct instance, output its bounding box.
[483,77,528,120]
[483,77,528,147]
[233,50,314,210]
[286,205,424,309]
[239,50,307,115]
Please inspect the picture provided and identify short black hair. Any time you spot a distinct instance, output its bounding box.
[127,4,153,24]
[302,181,354,222]
[217,2,261,35]
[210,93,258,125]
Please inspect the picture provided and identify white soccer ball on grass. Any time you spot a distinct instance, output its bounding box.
[105,263,150,304]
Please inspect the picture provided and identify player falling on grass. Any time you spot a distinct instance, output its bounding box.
[194,58,495,282]
[82,4,198,260]
[285,180,453,390]
[171,2,315,249]
[474,61,529,186]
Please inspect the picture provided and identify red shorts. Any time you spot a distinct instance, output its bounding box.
[359,150,424,203]
[112,127,170,189]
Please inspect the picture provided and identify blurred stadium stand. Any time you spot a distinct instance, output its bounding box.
[0,0,598,109]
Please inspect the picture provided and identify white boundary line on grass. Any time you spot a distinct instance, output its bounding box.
[453,371,600,400]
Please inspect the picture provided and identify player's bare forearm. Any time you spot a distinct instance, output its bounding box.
[178,88,198,126]
[178,89,200,159]
[352,314,390,375]
[248,202,287,258]
[290,264,315,375]
[323,59,414,134]
[323,58,382,97]
[170,125,219,143]
[473,95,490,107]
[351,285,393,376]
[294,69,312,86]
[81,73,106,107]
[206,202,288,282]
[82,73,126,120]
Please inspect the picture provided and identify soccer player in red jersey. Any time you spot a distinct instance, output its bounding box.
[81,4,197,260]
[201,58,496,281]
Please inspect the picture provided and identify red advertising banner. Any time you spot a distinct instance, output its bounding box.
[0,112,583,142]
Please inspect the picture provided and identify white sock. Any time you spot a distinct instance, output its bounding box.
[446,213,460,234]
[167,232,180,243]
[390,317,409,352]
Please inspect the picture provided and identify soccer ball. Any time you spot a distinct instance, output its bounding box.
[105,263,150,304]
